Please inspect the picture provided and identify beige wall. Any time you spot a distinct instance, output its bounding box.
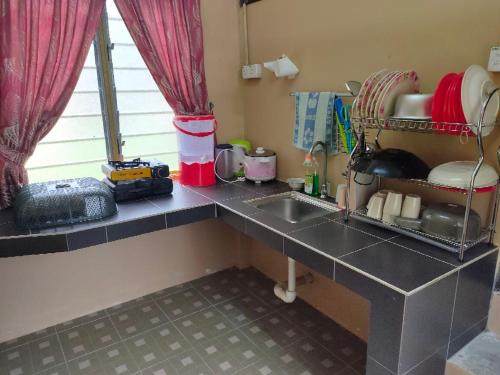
[242,0,500,341]
[0,0,246,343]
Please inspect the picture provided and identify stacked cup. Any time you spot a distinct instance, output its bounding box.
[366,191,421,224]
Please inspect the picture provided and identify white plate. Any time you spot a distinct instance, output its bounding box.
[370,71,403,118]
[366,71,398,119]
[376,70,420,120]
[461,65,499,136]
[428,161,498,189]
[355,69,388,118]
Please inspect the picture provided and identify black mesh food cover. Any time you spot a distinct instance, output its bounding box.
[14,178,117,229]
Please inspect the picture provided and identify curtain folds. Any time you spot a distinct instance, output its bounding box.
[114,0,210,116]
[0,0,105,208]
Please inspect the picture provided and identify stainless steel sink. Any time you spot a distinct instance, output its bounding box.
[245,192,340,224]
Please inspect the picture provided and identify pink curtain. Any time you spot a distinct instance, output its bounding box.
[0,0,105,209]
[114,0,210,116]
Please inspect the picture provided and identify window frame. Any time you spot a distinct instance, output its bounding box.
[93,5,123,161]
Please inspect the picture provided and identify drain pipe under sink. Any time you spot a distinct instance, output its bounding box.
[274,258,314,303]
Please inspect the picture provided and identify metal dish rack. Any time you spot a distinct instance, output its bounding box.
[344,87,500,261]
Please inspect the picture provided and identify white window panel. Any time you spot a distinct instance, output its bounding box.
[116,91,169,113]
[28,161,106,183]
[83,48,96,68]
[122,133,177,160]
[74,68,99,92]
[119,112,175,136]
[26,139,107,169]
[63,92,102,116]
[114,68,159,91]
[111,44,147,68]
[108,19,134,45]
[40,116,105,143]
[106,1,122,22]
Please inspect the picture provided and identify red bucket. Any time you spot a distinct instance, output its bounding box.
[174,115,216,186]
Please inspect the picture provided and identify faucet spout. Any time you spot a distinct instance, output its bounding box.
[307,141,328,199]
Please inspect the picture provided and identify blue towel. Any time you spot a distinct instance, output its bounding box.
[293,92,338,154]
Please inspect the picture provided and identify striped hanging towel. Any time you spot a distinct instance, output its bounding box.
[293,92,338,154]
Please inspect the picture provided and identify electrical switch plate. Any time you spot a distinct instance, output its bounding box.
[487,46,500,72]
[242,64,262,79]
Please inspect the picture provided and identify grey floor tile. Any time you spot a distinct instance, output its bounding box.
[173,307,234,345]
[0,326,57,353]
[58,317,120,361]
[193,268,246,304]
[233,358,286,374]
[29,335,65,373]
[110,301,169,339]
[240,312,306,356]
[146,281,194,301]
[233,268,284,309]
[216,294,274,327]
[156,288,210,320]
[0,344,34,375]
[308,321,366,365]
[124,323,190,369]
[34,363,70,375]
[107,295,155,316]
[67,342,139,375]
[193,329,263,374]
[141,349,211,375]
[56,310,108,333]
[278,298,335,332]
[286,337,348,375]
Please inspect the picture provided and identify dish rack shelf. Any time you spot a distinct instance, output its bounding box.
[350,117,497,135]
[345,87,500,261]
[383,177,497,194]
[352,208,492,254]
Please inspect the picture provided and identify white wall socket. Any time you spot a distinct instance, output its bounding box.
[242,64,262,79]
[488,46,500,72]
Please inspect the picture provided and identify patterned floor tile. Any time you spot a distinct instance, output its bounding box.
[286,338,347,375]
[240,313,305,356]
[156,288,210,320]
[0,326,57,353]
[278,298,335,332]
[147,281,194,300]
[233,358,286,375]
[124,323,190,369]
[192,268,245,304]
[193,330,263,374]
[234,269,285,309]
[56,310,108,333]
[216,294,274,327]
[107,295,155,316]
[308,322,366,365]
[173,307,234,345]
[0,344,33,375]
[58,317,121,361]
[141,349,211,375]
[34,363,69,375]
[67,342,138,375]
[110,301,169,339]
[29,335,65,373]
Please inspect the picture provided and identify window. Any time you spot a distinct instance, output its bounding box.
[26,0,178,183]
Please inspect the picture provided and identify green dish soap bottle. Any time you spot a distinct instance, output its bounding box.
[304,153,313,195]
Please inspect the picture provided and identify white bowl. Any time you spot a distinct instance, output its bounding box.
[287,178,305,191]
[428,161,498,189]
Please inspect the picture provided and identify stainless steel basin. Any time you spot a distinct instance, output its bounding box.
[245,192,340,224]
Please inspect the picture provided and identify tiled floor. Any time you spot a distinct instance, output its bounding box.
[0,267,367,375]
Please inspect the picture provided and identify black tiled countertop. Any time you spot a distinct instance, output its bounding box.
[0,179,497,295]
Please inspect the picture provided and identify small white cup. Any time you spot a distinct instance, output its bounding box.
[383,192,403,224]
[367,194,385,220]
[401,194,421,219]
[336,184,347,209]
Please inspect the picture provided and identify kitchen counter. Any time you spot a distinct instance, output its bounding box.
[0,180,497,374]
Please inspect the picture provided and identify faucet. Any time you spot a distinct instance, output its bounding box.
[307,141,328,199]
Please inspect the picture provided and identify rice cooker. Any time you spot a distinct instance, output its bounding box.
[244,147,276,183]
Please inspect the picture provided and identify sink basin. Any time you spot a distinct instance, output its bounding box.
[245,192,340,223]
